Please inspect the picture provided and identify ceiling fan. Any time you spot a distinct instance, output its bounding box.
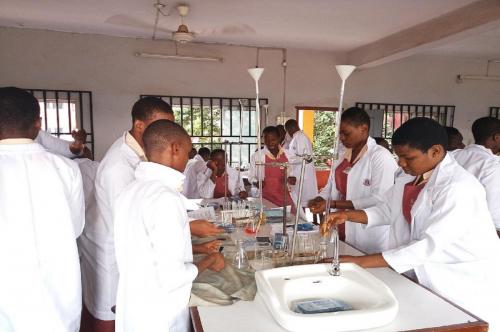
[171,4,194,43]
[105,1,255,44]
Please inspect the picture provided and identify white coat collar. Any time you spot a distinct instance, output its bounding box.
[194,154,205,162]
[124,131,147,161]
[0,138,34,145]
[467,144,495,155]
[135,162,186,192]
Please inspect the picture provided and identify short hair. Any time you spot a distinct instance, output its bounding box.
[472,117,500,144]
[0,87,40,135]
[132,97,173,122]
[392,117,448,152]
[341,107,370,128]
[198,147,211,158]
[210,148,226,159]
[284,119,298,130]
[142,119,190,155]
[263,126,280,137]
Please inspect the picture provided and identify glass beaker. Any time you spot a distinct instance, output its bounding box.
[232,239,248,270]
[315,235,329,263]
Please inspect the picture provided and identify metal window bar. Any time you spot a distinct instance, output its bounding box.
[141,95,268,168]
[26,88,95,157]
[356,102,455,142]
[489,107,500,119]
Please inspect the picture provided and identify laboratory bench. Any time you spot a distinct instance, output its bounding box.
[190,241,488,332]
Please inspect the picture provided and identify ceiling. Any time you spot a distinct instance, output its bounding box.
[0,0,479,52]
[423,24,500,60]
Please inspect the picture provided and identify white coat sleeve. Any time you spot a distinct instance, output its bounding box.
[145,194,198,290]
[482,164,500,229]
[248,151,260,184]
[36,130,80,159]
[382,182,477,273]
[197,168,215,199]
[69,162,86,238]
[229,167,244,194]
[363,184,396,229]
[351,151,398,209]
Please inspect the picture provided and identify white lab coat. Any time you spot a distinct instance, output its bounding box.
[35,130,79,159]
[319,137,398,253]
[452,144,500,229]
[365,154,500,329]
[0,140,85,332]
[248,147,295,183]
[197,165,244,198]
[183,154,207,199]
[115,162,197,332]
[79,132,141,320]
[287,131,318,206]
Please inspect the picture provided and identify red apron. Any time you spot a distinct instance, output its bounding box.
[402,180,426,224]
[214,174,230,198]
[334,159,351,241]
[262,154,293,207]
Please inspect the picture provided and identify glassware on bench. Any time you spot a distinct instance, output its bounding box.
[315,234,329,263]
[232,239,249,270]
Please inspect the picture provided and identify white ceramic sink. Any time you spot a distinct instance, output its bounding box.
[255,263,398,332]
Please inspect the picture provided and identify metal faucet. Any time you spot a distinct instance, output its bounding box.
[329,226,341,276]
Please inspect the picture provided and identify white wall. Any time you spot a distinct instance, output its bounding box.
[1,27,499,159]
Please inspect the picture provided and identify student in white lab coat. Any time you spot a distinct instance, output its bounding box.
[183,147,210,199]
[248,126,295,207]
[276,124,291,149]
[114,120,225,332]
[79,97,176,329]
[0,87,85,332]
[452,117,500,229]
[285,119,318,206]
[35,127,87,158]
[309,108,398,253]
[197,149,247,199]
[323,118,500,330]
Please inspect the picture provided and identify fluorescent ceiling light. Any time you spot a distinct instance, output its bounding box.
[456,74,500,83]
[135,52,223,63]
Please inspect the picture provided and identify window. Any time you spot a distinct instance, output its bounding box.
[27,89,95,154]
[295,106,338,167]
[356,102,455,142]
[140,95,268,168]
[490,107,500,119]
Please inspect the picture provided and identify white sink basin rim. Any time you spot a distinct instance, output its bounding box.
[255,263,398,332]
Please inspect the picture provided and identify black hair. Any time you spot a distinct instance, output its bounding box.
[142,119,190,155]
[198,147,211,158]
[132,97,173,122]
[210,149,226,159]
[341,107,370,128]
[472,117,500,144]
[392,117,448,152]
[263,126,280,137]
[373,137,391,151]
[0,87,40,136]
[284,119,298,130]
[444,126,461,138]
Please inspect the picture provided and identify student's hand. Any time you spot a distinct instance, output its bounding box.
[287,176,297,185]
[308,196,326,213]
[70,128,87,155]
[208,252,226,272]
[239,191,248,199]
[207,160,217,172]
[321,212,348,236]
[72,128,87,143]
[196,240,222,254]
[190,219,224,238]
